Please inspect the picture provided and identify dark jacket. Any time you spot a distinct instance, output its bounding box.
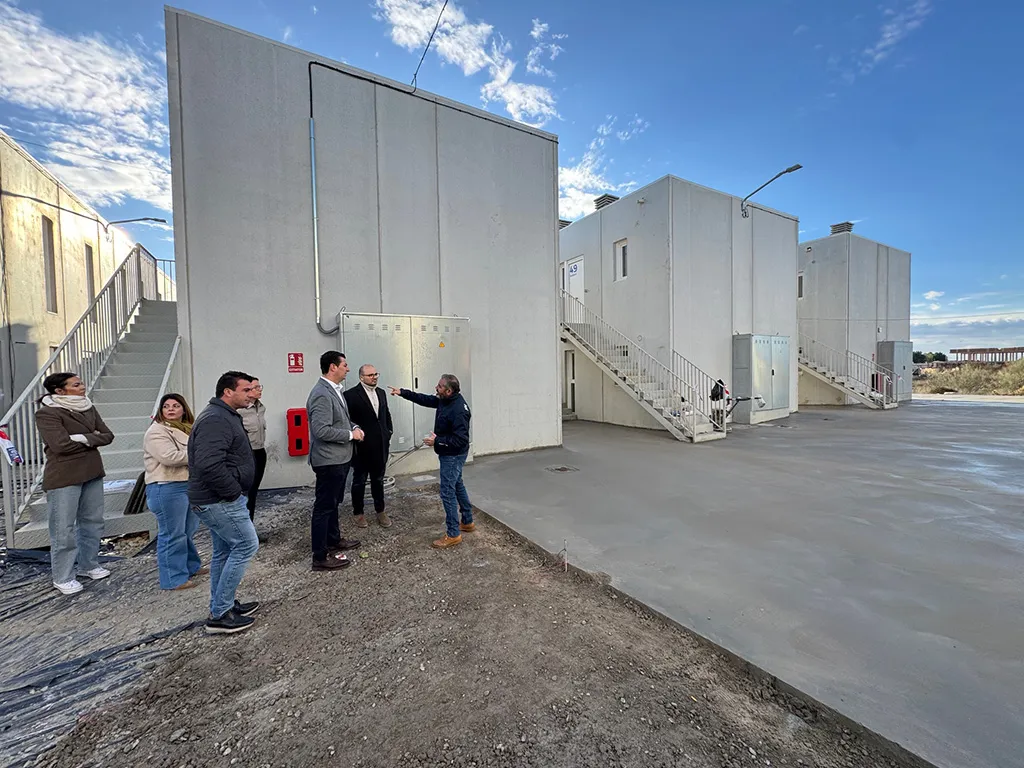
[399,390,471,457]
[344,384,393,472]
[35,405,114,491]
[187,398,255,505]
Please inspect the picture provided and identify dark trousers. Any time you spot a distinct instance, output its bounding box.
[351,463,386,515]
[247,448,267,520]
[311,462,349,561]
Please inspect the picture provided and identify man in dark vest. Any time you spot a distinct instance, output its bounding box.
[344,364,394,528]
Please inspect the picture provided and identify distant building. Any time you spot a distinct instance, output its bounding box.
[0,130,138,413]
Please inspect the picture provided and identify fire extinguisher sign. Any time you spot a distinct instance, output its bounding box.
[287,352,304,374]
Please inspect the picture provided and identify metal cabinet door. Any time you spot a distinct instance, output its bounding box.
[411,316,472,445]
[771,336,790,410]
[340,314,416,453]
[752,336,773,405]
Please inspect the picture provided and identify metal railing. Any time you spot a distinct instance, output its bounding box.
[1,244,173,543]
[671,350,726,432]
[797,333,896,407]
[151,337,184,419]
[559,290,701,439]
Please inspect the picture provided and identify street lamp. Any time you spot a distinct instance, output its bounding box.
[740,164,802,218]
[103,217,168,233]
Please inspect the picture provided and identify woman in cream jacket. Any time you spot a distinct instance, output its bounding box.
[143,393,206,590]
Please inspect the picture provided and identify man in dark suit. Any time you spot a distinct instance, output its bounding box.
[344,364,393,528]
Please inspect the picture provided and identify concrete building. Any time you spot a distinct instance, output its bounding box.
[0,130,137,413]
[165,9,561,486]
[558,175,799,437]
[797,223,912,406]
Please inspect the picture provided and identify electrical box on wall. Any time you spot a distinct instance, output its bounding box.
[732,334,791,424]
[339,313,472,458]
[876,341,913,402]
[286,408,309,456]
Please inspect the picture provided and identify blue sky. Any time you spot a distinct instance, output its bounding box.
[1,0,1021,351]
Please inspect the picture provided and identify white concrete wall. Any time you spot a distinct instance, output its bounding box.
[166,10,561,487]
[558,175,799,428]
[798,230,911,405]
[0,132,135,413]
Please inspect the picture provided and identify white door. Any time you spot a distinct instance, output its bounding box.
[566,257,584,303]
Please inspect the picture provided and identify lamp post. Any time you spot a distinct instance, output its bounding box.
[740,164,802,218]
[104,217,168,233]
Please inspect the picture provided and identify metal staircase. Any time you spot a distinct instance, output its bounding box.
[797,333,898,410]
[1,246,179,549]
[558,290,725,443]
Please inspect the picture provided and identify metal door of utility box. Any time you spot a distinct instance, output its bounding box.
[732,334,790,423]
[877,340,913,402]
[340,313,471,455]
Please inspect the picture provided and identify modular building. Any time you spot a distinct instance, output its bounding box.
[558,175,799,435]
[165,9,561,485]
[797,223,912,405]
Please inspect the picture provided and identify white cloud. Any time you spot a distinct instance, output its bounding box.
[616,115,649,142]
[374,0,560,126]
[530,19,548,40]
[525,18,564,79]
[283,26,294,43]
[928,303,941,311]
[0,2,171,211]
[558,117,641,220]
[861,0,932,74]
[312,5,318,14]
[911,313,1024,349]
[793,24,810,36]
[1000,274,1008,280]
[977,304,1007,310]
[923,290,944,300]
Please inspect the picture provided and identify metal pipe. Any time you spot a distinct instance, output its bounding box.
[309,117,336,335]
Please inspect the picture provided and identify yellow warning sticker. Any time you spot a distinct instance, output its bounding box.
[439,341,445,348]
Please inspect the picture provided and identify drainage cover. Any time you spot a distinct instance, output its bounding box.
[545,465,579,473]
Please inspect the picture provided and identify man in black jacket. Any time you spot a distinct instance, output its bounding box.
[188,371,260,635]
[344,364,393,529]
[389,373,473,549]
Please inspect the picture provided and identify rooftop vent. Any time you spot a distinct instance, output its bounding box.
[830,221,854,235]
[558,219,572,230]
[594,194,620,210]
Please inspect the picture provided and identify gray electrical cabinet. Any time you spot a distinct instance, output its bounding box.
[877,340,913,402]
[339,313,471,456]
[732,334,791,424]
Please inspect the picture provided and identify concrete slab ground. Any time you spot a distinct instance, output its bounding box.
[462,403,1024,768]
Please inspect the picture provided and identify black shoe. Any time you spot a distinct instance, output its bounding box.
[327,538,361,553]
[205,608,255,635]
[257,531,269,544]
[234,599,259,617]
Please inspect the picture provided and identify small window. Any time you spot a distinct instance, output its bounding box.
[614,239,628,281]
[42,216,57,313]
[797,273,804,299]
[84,243,95,300]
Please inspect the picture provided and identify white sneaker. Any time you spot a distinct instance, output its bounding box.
[77,567,111,581]
[53,580,84,595]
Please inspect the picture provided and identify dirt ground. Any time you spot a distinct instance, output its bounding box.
[32,482,919,768]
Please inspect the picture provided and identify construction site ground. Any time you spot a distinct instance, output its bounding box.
[4,481,925,768]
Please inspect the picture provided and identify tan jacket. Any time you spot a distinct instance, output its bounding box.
[143,421,190,484]
[35,405,114,491]
[240,400,267,450]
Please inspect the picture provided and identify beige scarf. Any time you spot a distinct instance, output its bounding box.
[42,395,95,413]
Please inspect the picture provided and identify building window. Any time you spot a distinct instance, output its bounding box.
[85,243,95,300]
[797,273,804,299]
[42,216,57,313]
[614,239,628,281]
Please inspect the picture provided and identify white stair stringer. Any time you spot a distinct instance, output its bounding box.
[797,333,899,411]
[560,318,725,444]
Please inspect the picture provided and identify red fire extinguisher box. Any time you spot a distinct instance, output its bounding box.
[286,408,310,457]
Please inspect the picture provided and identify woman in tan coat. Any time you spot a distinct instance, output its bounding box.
[35,372,115,595]
[143,393,205,590]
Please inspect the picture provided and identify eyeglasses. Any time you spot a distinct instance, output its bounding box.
[364,373,379,377]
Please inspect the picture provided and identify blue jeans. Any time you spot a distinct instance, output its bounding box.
[438,453,473,538]
[191,496,258,618]
[146,482,201,589]
[46,477,105,584]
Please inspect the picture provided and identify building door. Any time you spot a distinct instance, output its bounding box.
[563,350,576,411]
[566,257,584,303]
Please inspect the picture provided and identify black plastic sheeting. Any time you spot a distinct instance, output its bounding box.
[0,552,198,768]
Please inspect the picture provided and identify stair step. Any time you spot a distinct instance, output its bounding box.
[92,387,161,404]
[108,351,176,365]
[98,447,146,472]
[16,504,155,548]
[95,374,166,390]
[97,401,155,419]
[102,362,171,377]
[117,341,176,355]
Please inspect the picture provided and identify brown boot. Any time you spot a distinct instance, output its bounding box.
[459,522,476,533]
[431,534,463,549]
[354,514,368,528]
[170,580,198,591]
[193,566,210,577]
[377,511,392,528]
[312,555,352,571]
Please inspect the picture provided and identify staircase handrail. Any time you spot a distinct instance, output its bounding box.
[797,332,897,407]
[671,350,726,432]
[1,244,163,541]
[151,336,184,419]
[559,290,701,438]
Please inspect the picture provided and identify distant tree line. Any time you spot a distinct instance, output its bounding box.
[913,351,948,363]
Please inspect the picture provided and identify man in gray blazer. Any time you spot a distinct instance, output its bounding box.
[306,351,365,571]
